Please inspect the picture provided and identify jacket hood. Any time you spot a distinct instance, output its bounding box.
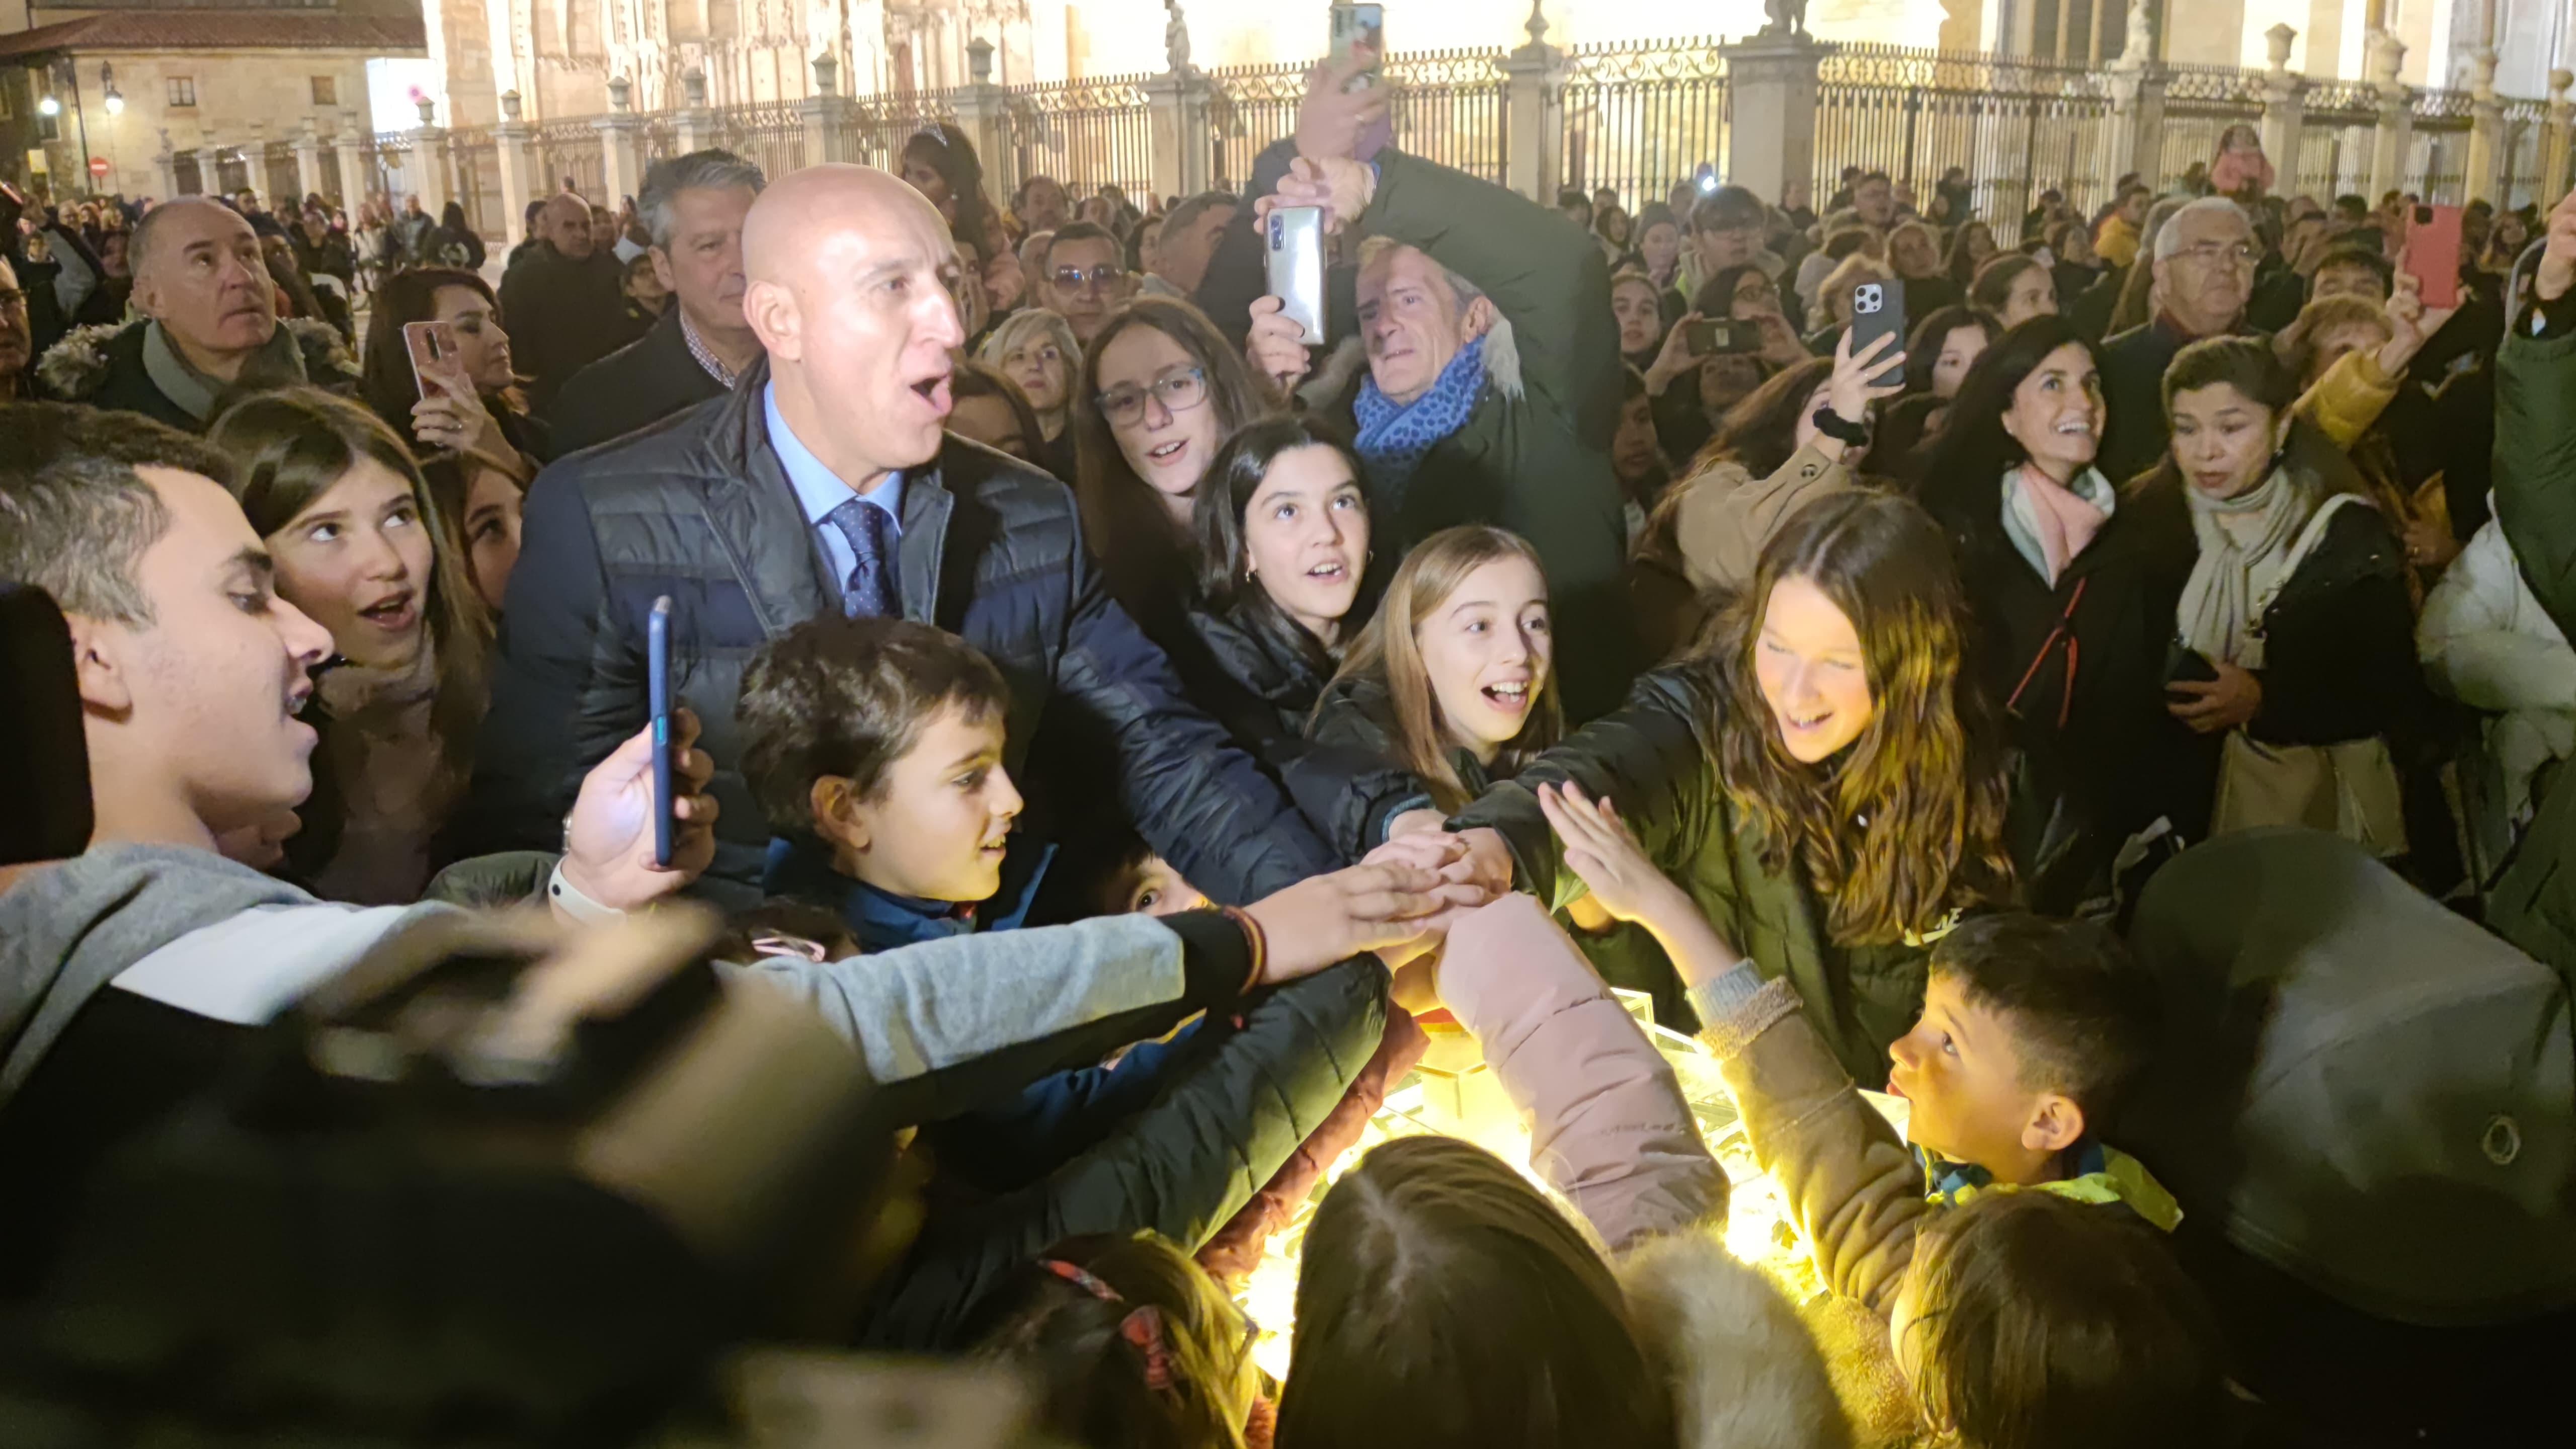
[37,315,361,405]
[1616,1230,1854,1449]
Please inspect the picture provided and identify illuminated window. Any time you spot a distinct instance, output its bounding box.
[311,75,336,106]
[167,76,197,109]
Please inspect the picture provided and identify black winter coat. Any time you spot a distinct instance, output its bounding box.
[544,306,732,456]
[462,359,1338,902]
[496,244,641,412]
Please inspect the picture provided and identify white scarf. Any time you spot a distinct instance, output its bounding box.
[2178,466,2308,670]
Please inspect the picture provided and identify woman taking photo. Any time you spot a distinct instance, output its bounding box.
[2129,336,2429,856]
[1073,296,1274,636]
[207,388,491,904]
[1444,492,2017,1087]
[980,307,1084,481]
[359,266,548,477]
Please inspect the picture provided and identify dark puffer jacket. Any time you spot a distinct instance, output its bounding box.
[462,360,1338,901]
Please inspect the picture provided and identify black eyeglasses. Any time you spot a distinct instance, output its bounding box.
[1096,367,1208,426]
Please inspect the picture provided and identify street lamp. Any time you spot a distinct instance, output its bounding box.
[37,94,58,117]
[102,62,122,116]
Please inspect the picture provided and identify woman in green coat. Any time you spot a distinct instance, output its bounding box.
[1443,492,2018,1087]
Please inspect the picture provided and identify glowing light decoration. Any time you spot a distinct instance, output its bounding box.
[1234,986,1908,1381]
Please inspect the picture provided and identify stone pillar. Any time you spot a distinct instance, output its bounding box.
[1144,68,1211,204]
[334,126,369,207]
[154,140,181,201]
[1499,10,1566,202]
[2103,49,2168,189]
[294,119,325,202]
[675,68,715,156]
[2546,68,2575,202]
[1719,32,1829,208]
[800,52,855,165]
[405,94,450,213]
[597,77,645,205]
[495,90,535,246]
[953,80,1016,201]
[2259,25,2305,189]
[2467,47,2505,205]
[2368,34,2411,203]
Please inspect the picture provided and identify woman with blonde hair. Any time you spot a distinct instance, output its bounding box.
[206,387,492,901]
[978,306,1083,481]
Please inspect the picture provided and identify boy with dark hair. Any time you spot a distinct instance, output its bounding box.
[737,615,1033,948]
[2309,240,2396,304]
[1529,782,2177,1316]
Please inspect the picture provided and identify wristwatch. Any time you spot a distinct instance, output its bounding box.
[1810,407,1869,446]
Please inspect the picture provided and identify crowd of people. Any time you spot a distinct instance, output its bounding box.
[3,61,2572,1449]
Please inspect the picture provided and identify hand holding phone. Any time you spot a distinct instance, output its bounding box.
[1846,279,1907,369]
[2400,203,2464,311]
[403,320,463,401]
[648,597,674,870]
[1266,205,1327,344]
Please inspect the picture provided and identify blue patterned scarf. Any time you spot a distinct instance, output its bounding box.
[1352,335,1489,510]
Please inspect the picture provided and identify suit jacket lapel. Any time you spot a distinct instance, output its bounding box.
[900,461,953,623]
[704,365,835,640]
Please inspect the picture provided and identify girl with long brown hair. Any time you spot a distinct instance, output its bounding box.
[1446,492,2015,1083]
[206,387,492,902]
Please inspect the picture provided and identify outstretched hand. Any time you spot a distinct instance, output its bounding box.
[1244,858,1494,984]
[2377,270,2458,376]
[1536,781,1681,926]
[1296,53,1392,164]
[1246,294,1315,390]
[1258,156,1376,237]
[561,707,719,910]
[1819,327,1906,452]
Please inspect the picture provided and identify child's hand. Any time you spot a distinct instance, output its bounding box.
[1535,781,1677,927]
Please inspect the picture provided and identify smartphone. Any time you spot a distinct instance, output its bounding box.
[2162,639,2220,691]
[648,596,674,870]
[2405,203,2464,310]
[0,584,94,866]
[1330,3,1386,91]
[1267,205,1328,345]
[403,319,461,401]
[1847,280,1907,369]
[1684,318,1762,356]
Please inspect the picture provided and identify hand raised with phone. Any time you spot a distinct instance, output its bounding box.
[561,707,720,911]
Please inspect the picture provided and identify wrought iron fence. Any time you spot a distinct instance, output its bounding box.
[1814,44,2112,231]
[447,128,502,236]
[2157,63,2265,192]
[1204,62,1305,191]
[707,102,812,187]
[1004,74,1155,201]
[1389,49,1509,187]
[359,133,409,204]
[2298,80,2380,201]
[1559,36,1723,210]
[2405,87,2475,204]
[2503,98,2548,209]
[838,91,967,178]
[533,119,605,202]
[262,142,300,207]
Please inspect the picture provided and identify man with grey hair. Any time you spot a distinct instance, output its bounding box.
[2098,195,2260,481]
[500,191,640,414]
[549,148,767,453]
[34,197,356,431]
[1140,190,1237,299]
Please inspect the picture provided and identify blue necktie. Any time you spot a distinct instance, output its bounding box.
[823,496,900,618]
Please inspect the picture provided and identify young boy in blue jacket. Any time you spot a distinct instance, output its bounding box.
[737,615,1196,1190]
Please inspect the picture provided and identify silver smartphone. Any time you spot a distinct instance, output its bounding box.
[1267,204,1328,345]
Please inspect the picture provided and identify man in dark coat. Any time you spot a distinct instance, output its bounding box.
[548,149,764,454]
[2096,197,2260,483]
[464,164,1341,900]
[32,197,357,431]
[497,193,642,413]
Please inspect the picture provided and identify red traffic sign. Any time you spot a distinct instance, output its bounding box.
[87,156,108,177]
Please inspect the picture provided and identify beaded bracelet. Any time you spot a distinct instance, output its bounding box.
[1219,905,1268,993]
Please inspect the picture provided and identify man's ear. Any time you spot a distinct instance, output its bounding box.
[1459,293,1498,343]
[651,247,677,296]
[2148,255,2172,308]
[2021,1093,2087,1156]
[743,278,798,361]
[65,613,135,716]
[809,775,869,855]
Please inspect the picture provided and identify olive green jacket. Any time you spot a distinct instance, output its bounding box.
[2488,302,2576,996]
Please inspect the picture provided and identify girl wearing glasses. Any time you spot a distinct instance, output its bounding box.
[1074,296,1276,638]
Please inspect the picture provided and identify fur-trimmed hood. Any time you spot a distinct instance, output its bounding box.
[1294,313,1524,413]
[1616,1231,1855,1449]
[37,315,359,405]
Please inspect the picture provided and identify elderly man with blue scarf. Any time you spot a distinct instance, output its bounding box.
[1261,140,1641,719]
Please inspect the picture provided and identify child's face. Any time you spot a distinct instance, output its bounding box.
[1886,972,2063,1175]
[1113,854,1208,916]
[831,702,1021,902]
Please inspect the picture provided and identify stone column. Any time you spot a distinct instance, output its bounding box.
[334,126,369,207]
[2545,68,2574,202]
[2259,25,2305,188]
[1499,9,1567,202]
[675,68,715,156]
[2368,33,2411,202]
[596,77,645,205]
[2104,44,2169,190]
[294,119,325,202]
[495,90,535,246]
[1719,31,1829,209]
[1143,67,1211,204]
[154,138,182,201]
[405,96,450,212]
[799,52,856,165]
[953,79,1015,201]
[2467,47,2505,205]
